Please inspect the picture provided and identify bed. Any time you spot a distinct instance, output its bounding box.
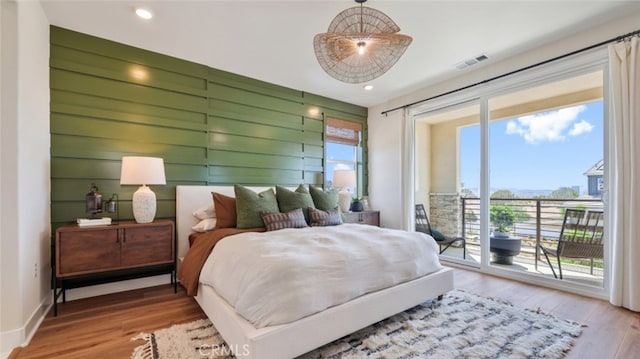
[176,185,454,359]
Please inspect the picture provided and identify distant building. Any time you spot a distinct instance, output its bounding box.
[584,159,603,198]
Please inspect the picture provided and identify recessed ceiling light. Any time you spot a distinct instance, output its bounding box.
[135,8,153,20]
[363,85,374,91]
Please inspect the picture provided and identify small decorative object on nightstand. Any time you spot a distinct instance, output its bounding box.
[343,210,380,226]
[85,183,102,217]
[361,197,370,211]
[350,198,364,212]
[105,193,119,224]
[77,184,112,227]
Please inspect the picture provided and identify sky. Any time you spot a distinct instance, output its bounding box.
[460,101,604,193]
[326,142,357,186]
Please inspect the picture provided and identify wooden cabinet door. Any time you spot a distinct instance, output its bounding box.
[57,228,120,277]
[120,224,174,267]
[343,211,380,226]
[360,212,380,226]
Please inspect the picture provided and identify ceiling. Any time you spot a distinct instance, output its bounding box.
[40,1,640,108]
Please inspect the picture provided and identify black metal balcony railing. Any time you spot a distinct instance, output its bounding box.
[459,197,604,271]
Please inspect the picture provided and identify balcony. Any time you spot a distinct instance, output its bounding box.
[431,197,604,287]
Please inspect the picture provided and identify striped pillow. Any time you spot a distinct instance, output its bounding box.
[309,207,343,227]
[260,208,308,232]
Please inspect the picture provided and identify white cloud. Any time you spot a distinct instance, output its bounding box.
[569,120,594,136]
[505,105,591,144]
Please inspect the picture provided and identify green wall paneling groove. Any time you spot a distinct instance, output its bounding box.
[50,26,367,230]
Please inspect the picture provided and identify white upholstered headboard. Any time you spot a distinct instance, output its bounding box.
[175,185,281,261]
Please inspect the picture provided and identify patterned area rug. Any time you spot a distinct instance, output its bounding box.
[131,290,582,359]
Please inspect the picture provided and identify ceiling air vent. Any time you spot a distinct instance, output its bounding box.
[455,53,489,70]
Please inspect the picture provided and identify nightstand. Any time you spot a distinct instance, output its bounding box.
[53,219,176,316]
[343,210,380,226]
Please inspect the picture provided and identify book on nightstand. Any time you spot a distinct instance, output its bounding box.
[76,217,112,227]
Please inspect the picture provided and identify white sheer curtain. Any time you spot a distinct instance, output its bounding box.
[608,36,640,311]
[401,108,414,231]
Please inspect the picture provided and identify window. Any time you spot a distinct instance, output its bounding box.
[411,55,608,295]
[484,72,604,286]
[325,118,362,196]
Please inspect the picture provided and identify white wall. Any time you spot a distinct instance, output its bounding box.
[0,1,50,356]
[368,10,640,229]
[0,1,21,353]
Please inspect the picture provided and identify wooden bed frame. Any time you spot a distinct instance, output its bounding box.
[176,185,454,359]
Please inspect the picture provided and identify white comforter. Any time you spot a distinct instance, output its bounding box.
[199,223,442,328]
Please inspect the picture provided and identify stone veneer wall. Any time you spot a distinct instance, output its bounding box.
[429,193,461,236]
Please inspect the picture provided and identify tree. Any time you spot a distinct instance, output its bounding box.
[460,188,477,198]
[490,205,516,233]
[514,208,531,223]
[465,209,478,222]
[491,189,516,205]
[490,189,517,199]
[549,187,579,199]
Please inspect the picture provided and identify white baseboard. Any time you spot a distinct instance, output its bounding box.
[1,295,50,359]
[60,274,171,302]
[1,275,172,359]
[1,326,23,359]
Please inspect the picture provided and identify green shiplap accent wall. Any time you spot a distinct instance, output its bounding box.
[50,26,367,228]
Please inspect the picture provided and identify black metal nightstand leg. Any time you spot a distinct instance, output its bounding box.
[173,270,178,293]
[52,277,65,317]
[53,276,58,317]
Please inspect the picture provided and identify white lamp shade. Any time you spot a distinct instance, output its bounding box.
[120,156,166,223]
[120,156,166,185]
[333,170,356,188]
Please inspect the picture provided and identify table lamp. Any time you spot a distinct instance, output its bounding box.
[333,169,356,213]
[120,156,166,223]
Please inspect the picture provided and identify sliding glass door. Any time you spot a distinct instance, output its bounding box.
[411,62,607,293]
[414,101,482,265]
[486,71,605,287]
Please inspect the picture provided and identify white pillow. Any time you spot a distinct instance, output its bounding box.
[192,204,216,220]
[192,218,217,232]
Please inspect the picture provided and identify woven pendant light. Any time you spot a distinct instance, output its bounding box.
[314,0,412,84]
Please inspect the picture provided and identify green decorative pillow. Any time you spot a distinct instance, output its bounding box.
[430,228,446,241]
[234,185,280,229]
[309,185,338,211]
[276,185,315,223]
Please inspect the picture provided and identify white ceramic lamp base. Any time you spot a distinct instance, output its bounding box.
[132,185,157,223]
[338,189,352,213]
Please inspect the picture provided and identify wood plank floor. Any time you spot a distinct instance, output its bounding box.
[10,267,639,358]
